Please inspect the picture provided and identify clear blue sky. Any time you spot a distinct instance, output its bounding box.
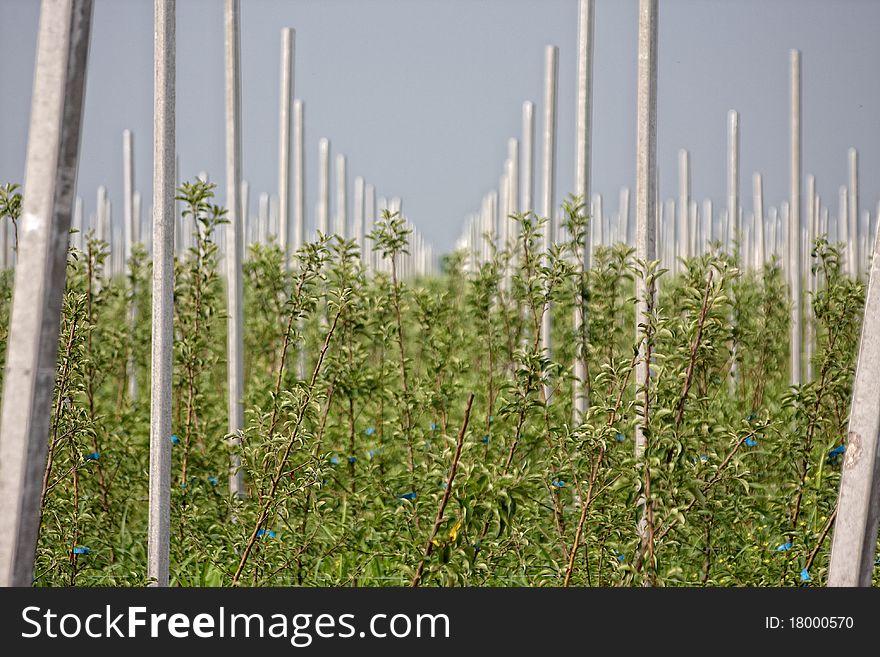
[1,0,878,252]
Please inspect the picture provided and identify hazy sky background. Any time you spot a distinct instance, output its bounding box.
[0,0,878,253]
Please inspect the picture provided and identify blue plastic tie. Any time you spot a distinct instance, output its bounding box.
[615,432,625,442]
[365,427,376,436]
[481,435,490,444]
[170,434,180,445]
[745,436,758,447]
[330,456,340,465]
[399,491,417,501]
[85,452,100,461]
[348,456,357,464]
[72,546,90,555]
[207,476,218,486]
[776,542,793,552]
[800,568,811,582]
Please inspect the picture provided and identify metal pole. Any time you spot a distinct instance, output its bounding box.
[753,173,765,268]
[789,50,802,386]
[678,149,690,261]
[828,218,880,585]
[293,99,304,254]
[354,175,364,256]
[277,27,294,262]
[335,154,347,238]
[364,183,375,271]
[0,0,93,587]
[317,138,330,236]
[224,0,244,499]
[849,148,860,278]
[540,44,558,400]
[573,0,594,422]
[521,101,535,213]
[146,0,174,587]
[728,110,740,263]
[634,0,658,459]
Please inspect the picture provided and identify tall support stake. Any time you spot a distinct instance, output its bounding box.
[353,176,364,256]
[789,50,802,386]
[727,110,740,261]
[0,0,93,587]
[634,0,658,459]
[123,129,138,401]
[335,154,347,238]
[364,183,375,271]
[224,0,245,499]
[277,27,295,263]
[828,223,880,585]
[145,0,174,587]
[506,138,520,258]
[521,101,535,213]
[805,174,815,382]
[753,173,765,268]
[849,148,860,278]
[540,44,559,401]
[573,0,594,422]
[293,99,304,254]
[317,138,330,236]
[678,149,690,261]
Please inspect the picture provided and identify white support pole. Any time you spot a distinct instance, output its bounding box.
[0,0,93,587]
[293,99,304,254]
[789,49,802,386]
[317,138,330,236]
[573,0,594,421]
[753,173,765,268]
[224,0,244,499]
[364,183,375,271]
[354,175,364,256]
[335,154,347,238]
[634,0,658,460]
[828,219,880,585]
[540,45,559,400]
[521,101,535,214]
[702,199,712,250]
[507,138,520,257]
[146,0,174,588]
[277,27,294,261]
[621,187,631,246]
[123,129,135,264]
[805,174,815,382]
[849,148,860,278]
[727,111,740,263]
[72,196,83,253]
[678,150,689,262]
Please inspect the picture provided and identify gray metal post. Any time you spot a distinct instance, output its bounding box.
[573,0,594,421]
[335,154,347,238]
[727,111,740,255]
[293,99,304,254]
[849,148,860,278]
[828,217,880,585]
[123,129,135,263]
[0,0,93,587]
[634,0,658,459]
[317,138,329,236]
[364,183,375,271]
[147,0,174,587]
[353,175,364,256]
[753,173,765,267]
[678,149,690,261]
[277,28,294,261]
[540,45,558,399]
[521,101,535,213]
[789,50,802,386]
[224,0,244,499]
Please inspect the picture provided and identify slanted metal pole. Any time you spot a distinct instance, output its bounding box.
[146,0,174,587]
[0,0,93,587]
[277,28,294,263]
[634,0,658,459]
[789,50,802,386]
[828,220,880,586]
[225,0,245,499]
[573,0,594,422]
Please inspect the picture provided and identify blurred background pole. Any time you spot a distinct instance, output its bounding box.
[0,0,93,588]
[318,138,330,236]
[540,44,558,402]
[293,99,304,254]
[225,0,245,499]
[572,0,594,422]
[277,27,295,265]
[789,49,802,386]
[123,129,138,402]
[634,0,658,460]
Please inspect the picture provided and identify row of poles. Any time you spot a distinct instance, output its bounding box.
[0,0,877,588]
[453,0,880,586]
[0,0,437,588]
